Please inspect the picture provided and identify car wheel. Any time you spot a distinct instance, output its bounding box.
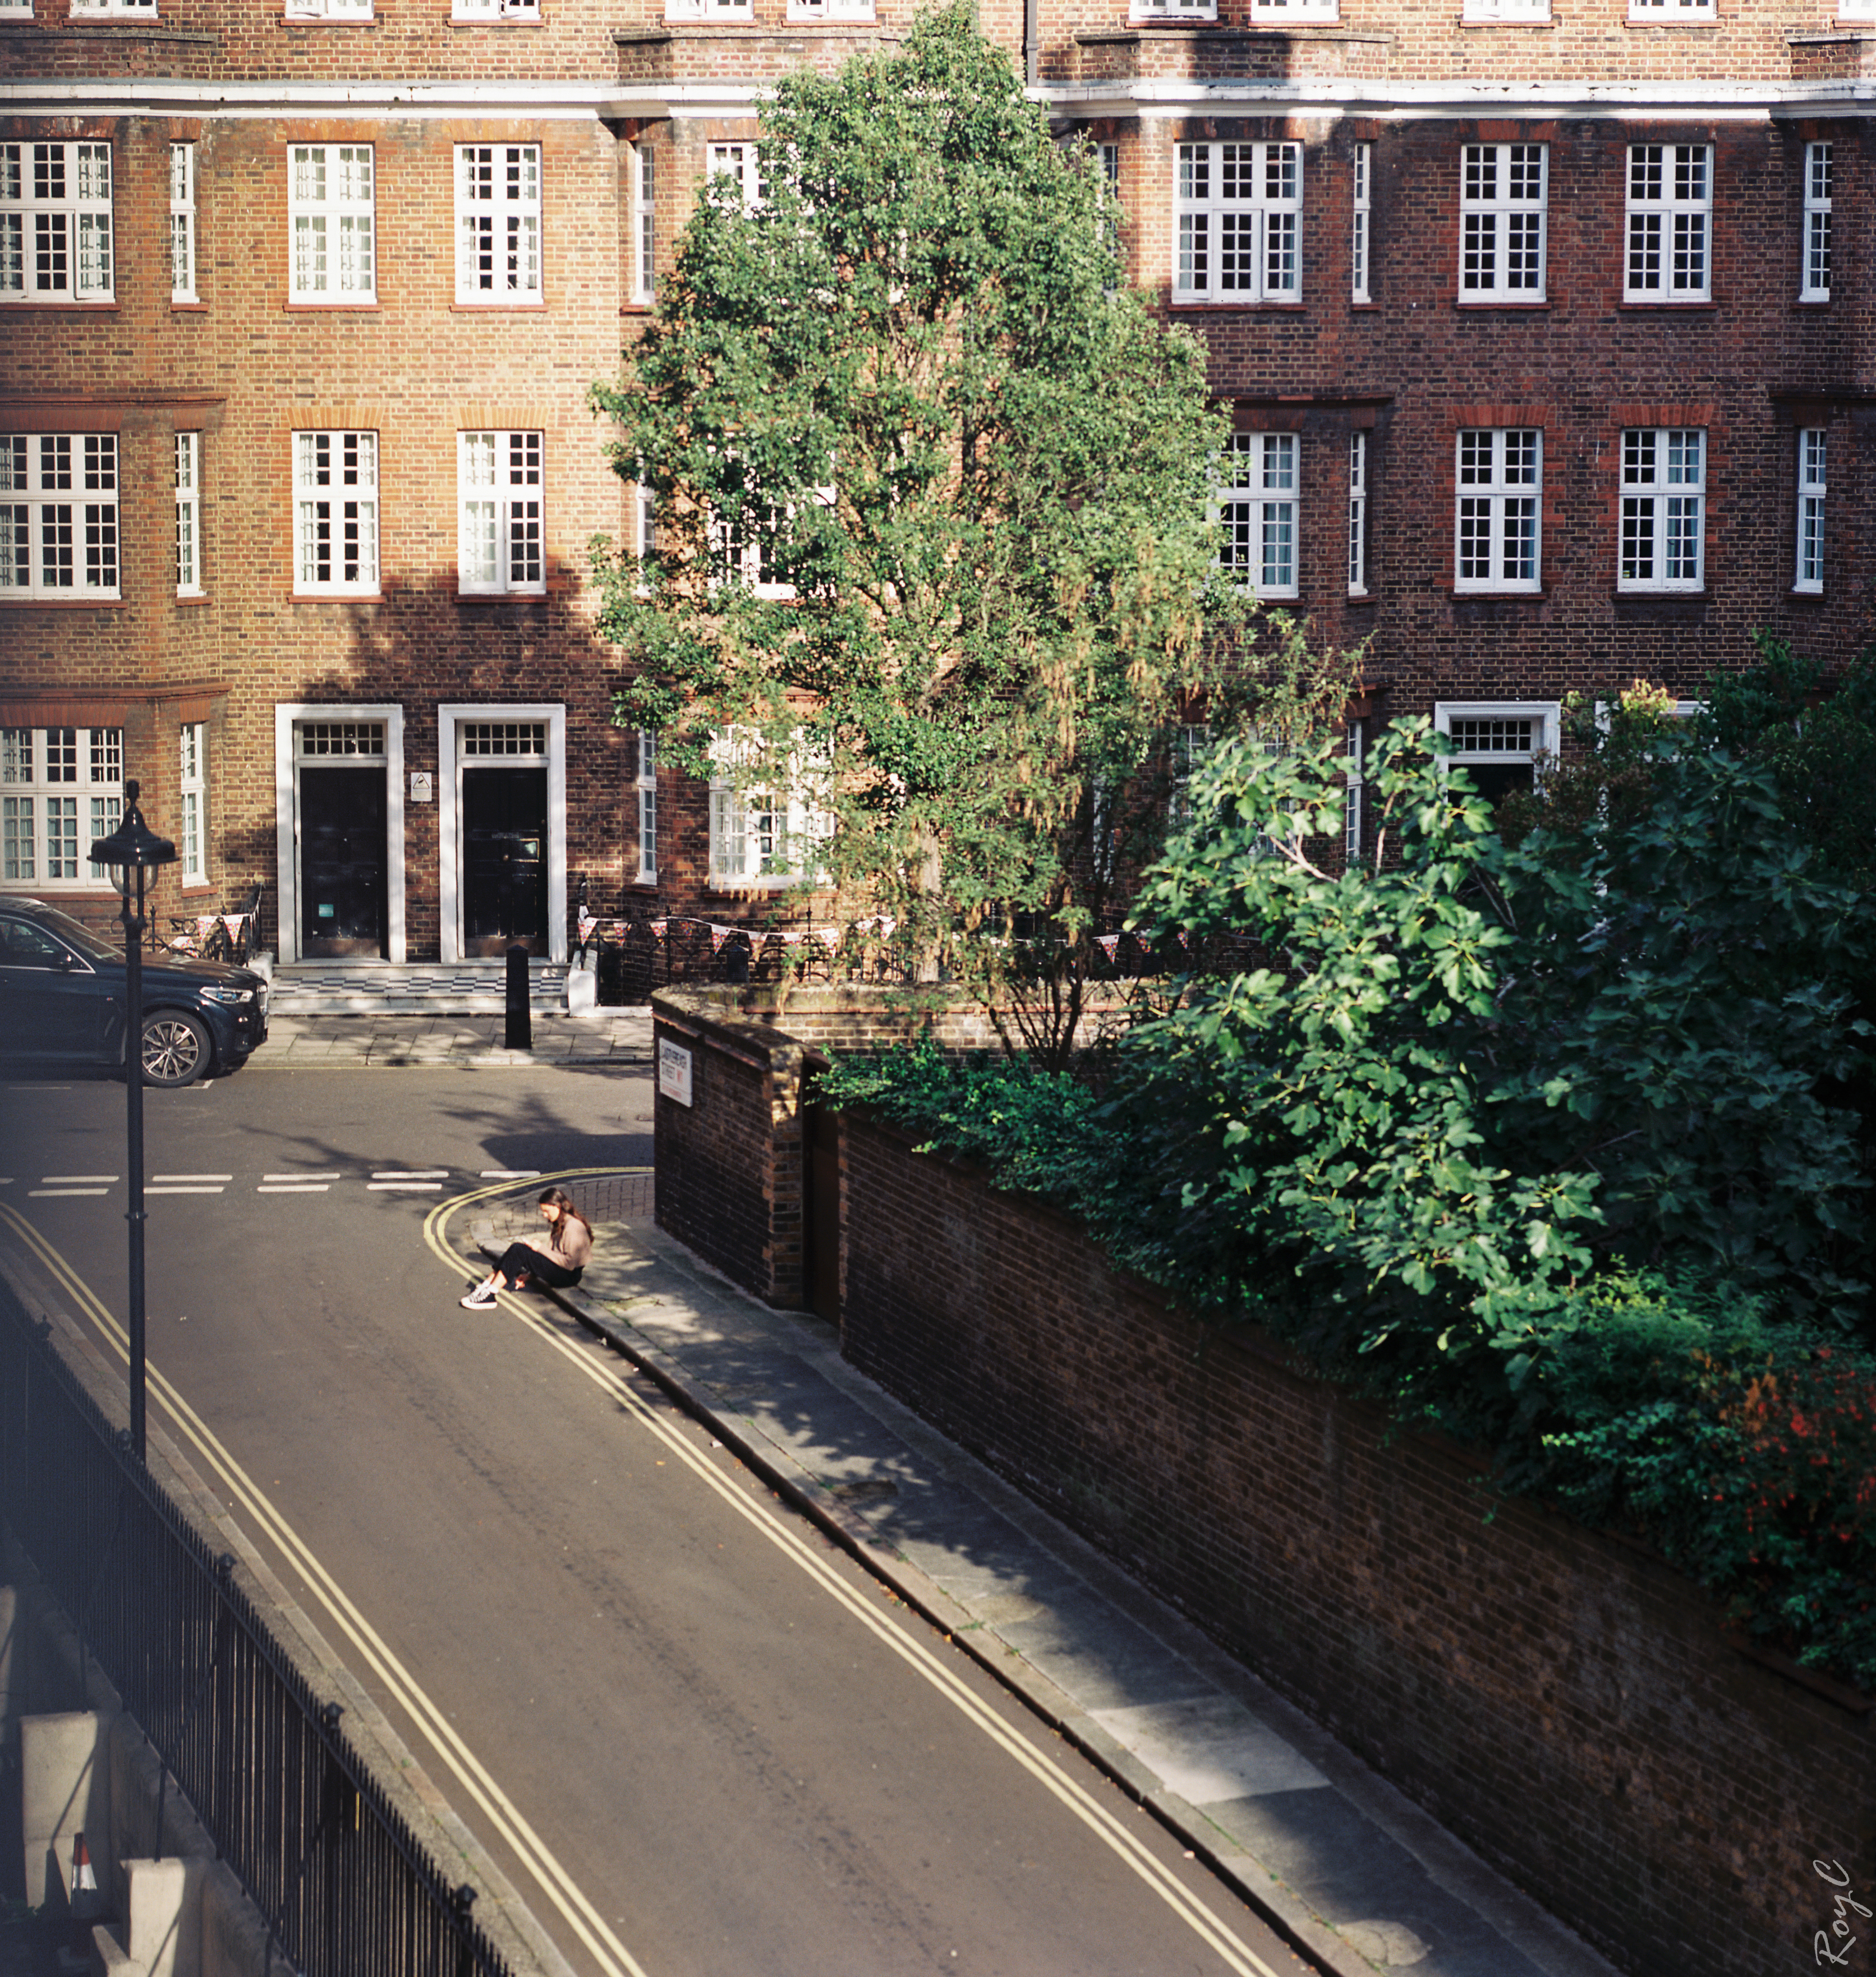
[141,1011,211,1088]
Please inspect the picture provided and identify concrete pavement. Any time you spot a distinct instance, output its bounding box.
[244,1008,653,1070]
[471,1181,1626,1977]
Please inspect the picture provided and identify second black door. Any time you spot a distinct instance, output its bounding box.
[463,767,548,956]
[300,766,388,958]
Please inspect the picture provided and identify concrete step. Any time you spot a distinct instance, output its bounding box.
[263,962,574,1018]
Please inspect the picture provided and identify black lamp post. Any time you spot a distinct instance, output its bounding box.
[89,780,177,1463]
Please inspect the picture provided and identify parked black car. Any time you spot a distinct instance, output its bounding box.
[0,896,269,1087]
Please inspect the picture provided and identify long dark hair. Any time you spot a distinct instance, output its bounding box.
[539,1187,591,1242]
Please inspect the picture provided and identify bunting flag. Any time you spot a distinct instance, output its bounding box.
[648,918,668,937]
[1174,931,1192,950]
[223,914,248,945]
[780,930,804,946]
[1096,934,1121,960]
[709,924,733,954]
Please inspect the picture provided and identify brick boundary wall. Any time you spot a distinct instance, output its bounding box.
[833,1106,1874,1977]
[650,984,1133,1303]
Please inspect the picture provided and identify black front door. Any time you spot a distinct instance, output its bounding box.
[463,767,548,957]
[300,766,388,957]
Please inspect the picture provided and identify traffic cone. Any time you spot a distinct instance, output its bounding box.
[70,1830,101,1920]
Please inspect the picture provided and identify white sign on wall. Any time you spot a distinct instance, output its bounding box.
[658,1038,694,1107]
[409,773,434,803]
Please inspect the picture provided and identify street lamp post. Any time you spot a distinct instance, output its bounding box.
[89,780,177,1463]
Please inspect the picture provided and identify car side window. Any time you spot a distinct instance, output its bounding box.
[0,920,72,969]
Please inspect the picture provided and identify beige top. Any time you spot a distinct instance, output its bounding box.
[537,1215,592,1271]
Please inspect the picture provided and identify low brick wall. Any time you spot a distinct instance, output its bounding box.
[835,1106,1873,1977]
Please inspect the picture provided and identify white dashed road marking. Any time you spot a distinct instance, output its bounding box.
[149,1173,231,1196]
[481,1169,540,1180]
[30,1189,109,1198]
[369,1169,449,1192]
[42,1175,119,1184]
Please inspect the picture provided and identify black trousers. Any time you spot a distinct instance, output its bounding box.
[492,1242,583,1289]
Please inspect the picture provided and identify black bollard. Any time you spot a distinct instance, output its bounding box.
[505,942,532,1050]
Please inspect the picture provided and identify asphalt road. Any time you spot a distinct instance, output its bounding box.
[0,1061,1315,1977]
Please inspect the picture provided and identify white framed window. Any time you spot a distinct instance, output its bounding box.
[1628,0,1713,17]
[458,431,544,597]
[1,727,124,890]
[289,144,375,303]
[293,430,378,596]
[1795,427,1827,594]
[1217,433,1298,599]
[631,466,657,585]
[455,144,540,305]
[176,432,202,596]
[1175,142,1301,304]
[1434,702,1560,807]
[788,0,875,19]
[0,435,119,599]
[707,727,831,888]
[1618,427,1704,592]
[71,0,156,13]
[634,145,656,302]
[636,730,658,884]
[1346,430,1368,596]
[169,142,196,304]
[1455,428,1541,592]
[1345,719,1364,860]
[1800,142,1832,302]
[1460,142,1546,301]
[1130,0,1217,19]
[283,0,374,16]
[1625,144,1711,301]
[705,143,765,210]
[1250,0,1337,21]
[1350,142,1370,303]
[0,142,113,304]
[1463,0,1551,21]
[666,0,751,20]
[453,0,541,16]
[178,721,206,884]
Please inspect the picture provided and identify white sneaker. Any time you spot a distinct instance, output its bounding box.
[459,1284,496,1309]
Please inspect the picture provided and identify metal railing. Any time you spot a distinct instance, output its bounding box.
[0,1278,515,1977]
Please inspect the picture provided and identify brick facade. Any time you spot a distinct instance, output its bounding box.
[3,2,1870,950]
[832,1105,1874,1977]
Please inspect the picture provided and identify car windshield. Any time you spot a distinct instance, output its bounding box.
[20,905,122,964]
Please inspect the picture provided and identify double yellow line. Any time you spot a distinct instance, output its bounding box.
[6,1178,1287,1977]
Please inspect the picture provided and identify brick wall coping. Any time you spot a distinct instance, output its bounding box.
[652,988,807,1074]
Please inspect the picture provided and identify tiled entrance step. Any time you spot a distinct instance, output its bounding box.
[264,961,574,1017]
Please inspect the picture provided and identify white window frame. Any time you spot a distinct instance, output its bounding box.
[1628,0,1714,18]
[1800,141,1832,302]
[289,144,375,304]
[176,431,203,597]
[1,726,124,893]
[179,721,207,886]
[1350,141,1371,304]
[454,144,541,305]
[1344,719,1364,861]
[1460,142,1546,302]
[633,144,656,303]
[1454,429,1542,594]
[0,141,114,304]
[636,730,658,884]
[452,0,541,17]
[293,430,379,597]
[1433,702,1561,805]
[787,0,875,20]
[457,431,544,597]
[1618,427,1705,593]
[705,142,765,210]
[1175,142,1301,305]
[169,141,196,304]
[1346,429,1368,596]
[1250,0,1337,21]
[707,727,831,890]
[283,0,374,17]
[1216,432,1299,600]
[1130,0,1218,19]
[70,0,156,13]
[1625,143,1711,302]
[1463,0,1551,21]
[1795,427,1827,594]
[0,434,119,600]
[666,0,752,20]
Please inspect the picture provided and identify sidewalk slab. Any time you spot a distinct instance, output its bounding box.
[245,1010,653,1071]
[465,1193,1627,1977]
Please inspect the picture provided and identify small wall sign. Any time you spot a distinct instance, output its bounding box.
[410,773,434,803]
[658,1038,694,1107]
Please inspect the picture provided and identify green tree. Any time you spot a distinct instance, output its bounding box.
[588,3,1349,1061]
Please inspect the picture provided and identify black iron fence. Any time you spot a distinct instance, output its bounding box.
[0,1279,515,1977]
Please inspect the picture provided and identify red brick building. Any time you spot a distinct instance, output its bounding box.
[1,0,1866,960]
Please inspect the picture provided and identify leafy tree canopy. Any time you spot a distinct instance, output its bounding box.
[589,3,1345,1022]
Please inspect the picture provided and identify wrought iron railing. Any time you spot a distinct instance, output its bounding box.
[0,1279,515,1977]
